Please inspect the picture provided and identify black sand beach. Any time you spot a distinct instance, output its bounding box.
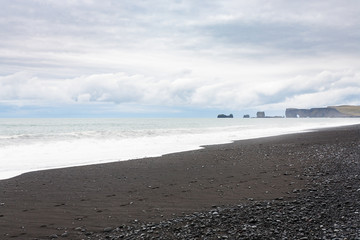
[0,125,359,239]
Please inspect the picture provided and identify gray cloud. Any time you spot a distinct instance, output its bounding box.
[0,0,359,116]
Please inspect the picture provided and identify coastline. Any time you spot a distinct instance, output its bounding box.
[1,118,360,181]
[0,124,360,239]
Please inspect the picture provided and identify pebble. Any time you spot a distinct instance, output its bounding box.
[103,227,113,233]
[82,141,360,240]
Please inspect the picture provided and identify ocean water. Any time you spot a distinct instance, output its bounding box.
[0,118,359,180]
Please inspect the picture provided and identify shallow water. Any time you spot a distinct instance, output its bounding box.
[0,118,359,180]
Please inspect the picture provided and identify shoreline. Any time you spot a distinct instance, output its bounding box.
[0,124,359,239]
[1,119,360,181]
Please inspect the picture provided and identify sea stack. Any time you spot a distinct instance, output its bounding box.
[217,114,234,118]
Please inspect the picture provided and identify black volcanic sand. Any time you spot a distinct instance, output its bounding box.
[0,125,359,239]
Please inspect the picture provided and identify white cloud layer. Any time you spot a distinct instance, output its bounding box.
[0,0,359,116]
[1,69,359,113]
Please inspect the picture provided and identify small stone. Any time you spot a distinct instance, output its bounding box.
[249,218,257,223]
[103,227,113,233]
[74,227,85,232]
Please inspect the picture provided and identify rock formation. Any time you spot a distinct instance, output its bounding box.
[217,114,233,118]
[256,112,265,118]
[286,106,360,118]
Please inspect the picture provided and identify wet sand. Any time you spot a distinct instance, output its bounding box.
[0,124,359,239]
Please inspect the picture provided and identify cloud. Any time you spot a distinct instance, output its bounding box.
[0,0,360,116]
[259,70,360,110]
[1,68,359,115]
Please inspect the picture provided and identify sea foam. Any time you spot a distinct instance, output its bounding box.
[0,118,359,180]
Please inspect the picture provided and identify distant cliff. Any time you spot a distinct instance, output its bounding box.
[286,106,360,118]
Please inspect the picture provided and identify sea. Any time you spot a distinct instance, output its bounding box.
[0,118,359,180]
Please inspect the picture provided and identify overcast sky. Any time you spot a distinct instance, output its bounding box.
[1,0,359,117]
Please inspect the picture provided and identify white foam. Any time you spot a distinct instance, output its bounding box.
[0,118,359,180]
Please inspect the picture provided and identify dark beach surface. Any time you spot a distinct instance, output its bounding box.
[0,125,359,239]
